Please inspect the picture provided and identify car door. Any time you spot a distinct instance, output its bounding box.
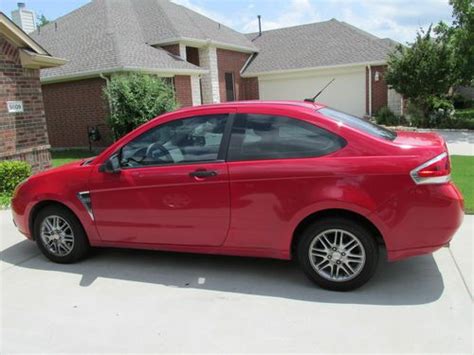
[88,111,233,246]
[224,110,347,251]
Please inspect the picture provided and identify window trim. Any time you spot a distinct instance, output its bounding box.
[117,113,232,170]
[226,113,346,163]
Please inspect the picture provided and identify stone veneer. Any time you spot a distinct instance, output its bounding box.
[198,46,220,104]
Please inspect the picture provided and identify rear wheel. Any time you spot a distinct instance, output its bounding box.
[296,217,379,291]
[34,205,90,263]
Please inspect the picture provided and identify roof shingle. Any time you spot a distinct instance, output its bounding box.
[242,19,397,75]
[30,0,256,81]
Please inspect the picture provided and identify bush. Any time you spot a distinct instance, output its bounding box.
[104,73,178,139]
[0,160,31,195]
[454,108,474,118]
[406,102,427,127]
[452,93,474,109]
[375,106,401,126]
[426,96,455,127]
[0,160,31,207]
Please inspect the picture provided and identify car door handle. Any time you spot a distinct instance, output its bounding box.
[189,170,218,178]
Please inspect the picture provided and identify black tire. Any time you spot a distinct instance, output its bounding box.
[296,217,379,291]
[34,205,90,263]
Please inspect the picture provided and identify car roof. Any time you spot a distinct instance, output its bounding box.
[174,100,326,114]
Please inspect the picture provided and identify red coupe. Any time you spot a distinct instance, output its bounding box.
[12,101,464,291]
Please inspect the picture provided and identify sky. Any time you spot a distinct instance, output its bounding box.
[0,0,454,43]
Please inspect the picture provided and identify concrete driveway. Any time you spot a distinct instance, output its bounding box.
[1,210,472,353]
[434,130,474,156]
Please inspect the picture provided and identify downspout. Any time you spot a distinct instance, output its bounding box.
[368,65,372,117]
[100,73,112,113]
[100,73,116,141]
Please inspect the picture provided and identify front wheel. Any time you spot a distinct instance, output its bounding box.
[34,205,90,263]
[297,218,379,291]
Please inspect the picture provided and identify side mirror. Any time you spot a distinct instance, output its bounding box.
[99,154,121,174]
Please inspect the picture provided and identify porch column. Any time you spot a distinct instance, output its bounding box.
[190,75,202,106]
[198,46,220,104]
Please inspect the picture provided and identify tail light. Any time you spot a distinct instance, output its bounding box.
[410,152,451,185]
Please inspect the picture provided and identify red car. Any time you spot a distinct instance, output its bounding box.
[11,101,464,291]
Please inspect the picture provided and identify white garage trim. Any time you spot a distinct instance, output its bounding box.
[241,61,385,78]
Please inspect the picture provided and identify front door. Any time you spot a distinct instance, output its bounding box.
[89,113,231,246]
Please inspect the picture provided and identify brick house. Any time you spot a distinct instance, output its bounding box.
[30,0,399,149]
[0,12,65,172]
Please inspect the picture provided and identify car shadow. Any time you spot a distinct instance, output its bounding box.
[1,240,444,306]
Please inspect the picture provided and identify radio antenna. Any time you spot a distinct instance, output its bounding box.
[304,78,335,102]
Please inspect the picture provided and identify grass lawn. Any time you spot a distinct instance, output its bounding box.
[47,151,472,214]
[451,155,474,214]
[51,149,95,167]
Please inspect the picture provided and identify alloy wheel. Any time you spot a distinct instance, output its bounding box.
[40,215,75,257]
[308,229,366,282]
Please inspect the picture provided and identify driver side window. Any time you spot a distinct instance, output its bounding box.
[121,114,228,168]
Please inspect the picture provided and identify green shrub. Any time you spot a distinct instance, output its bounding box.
[406,102,427,127]
[104,73,178,139]
[375,106,401,126]
[0,160,32,196]
[454,108,474,119]
[426,96,455,128]
[452,93,474,109]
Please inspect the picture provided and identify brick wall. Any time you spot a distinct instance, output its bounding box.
[241,77,259,100]
[161,44,180,57]
[0,34,52,172]
[174,75,193,107]
[371,65,388,114]
[216,49,252,101]
[42,78,111,148]
[186,47,200,66]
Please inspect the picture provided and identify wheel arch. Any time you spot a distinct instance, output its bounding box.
[29,200,79,240]
[291,208,385,258]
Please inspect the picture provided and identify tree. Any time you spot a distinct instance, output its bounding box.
[37,14,50,27]
[385,26,456,115]
[103,73,178,139]
[444,0,474,84]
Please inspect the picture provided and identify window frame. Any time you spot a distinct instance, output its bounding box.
[226,113,346,162]
[117,113,235,170]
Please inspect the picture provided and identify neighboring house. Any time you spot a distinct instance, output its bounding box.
[0,12,65,172]
[30,0,399,149]
[244,20,402,117]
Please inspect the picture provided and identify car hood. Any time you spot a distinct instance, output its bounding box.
[30,158,94,180]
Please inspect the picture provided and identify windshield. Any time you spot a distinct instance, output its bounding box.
[318,107,397,141]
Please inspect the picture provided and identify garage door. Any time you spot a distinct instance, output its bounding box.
[258,66,366,117]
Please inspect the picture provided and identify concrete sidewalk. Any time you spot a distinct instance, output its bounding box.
[1,210,472,353]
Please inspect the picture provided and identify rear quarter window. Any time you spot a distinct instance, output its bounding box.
[318,107,397,141]
[228,114,346,161]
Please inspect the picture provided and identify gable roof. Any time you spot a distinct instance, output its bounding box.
[31,0,256,82]
[0,12,66,68]
[133,0,258,52]
[242,19,397,76]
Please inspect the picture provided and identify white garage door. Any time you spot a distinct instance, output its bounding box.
[258,65,367,117]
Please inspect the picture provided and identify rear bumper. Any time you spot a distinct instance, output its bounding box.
[373,182,464,261]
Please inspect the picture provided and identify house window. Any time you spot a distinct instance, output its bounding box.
[225,72,235,101]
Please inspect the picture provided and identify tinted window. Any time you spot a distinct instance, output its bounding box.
[228,114,345,161]
[121,114,227,167]
[318,107,397,141]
